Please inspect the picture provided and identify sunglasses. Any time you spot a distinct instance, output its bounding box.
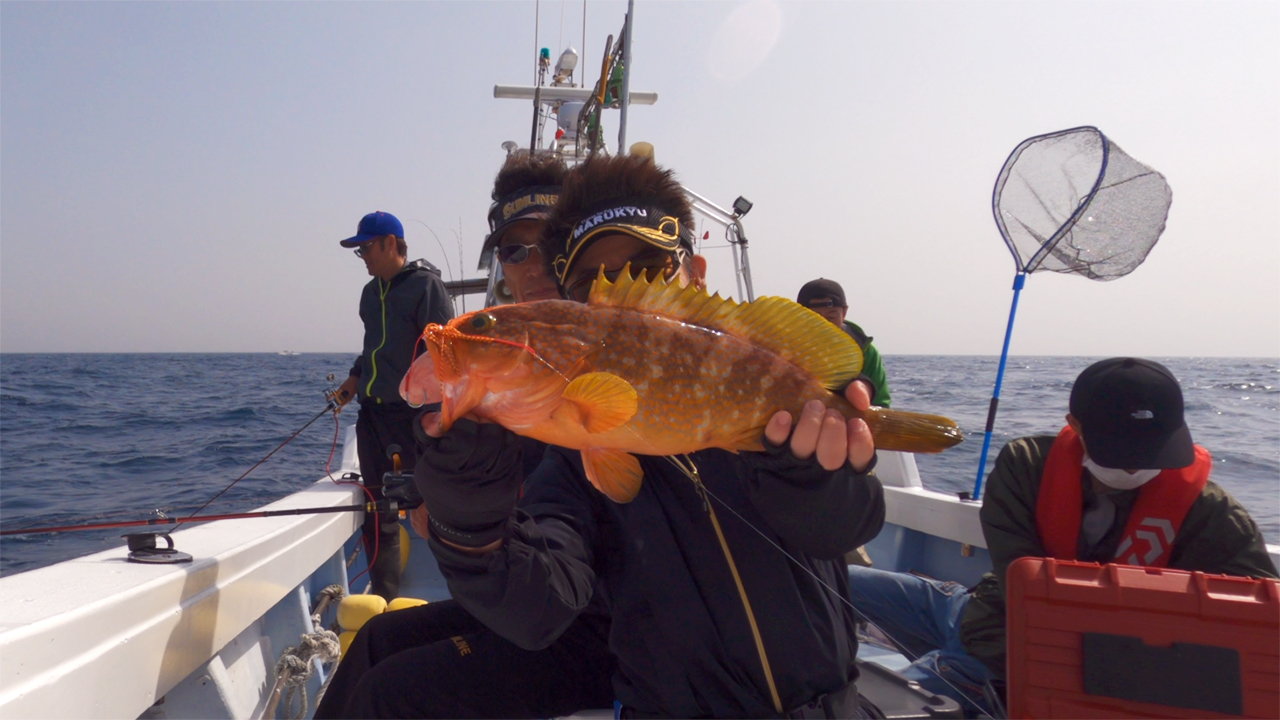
[497,243,540,266]
[353,238,382,258]
[564,247,682,303]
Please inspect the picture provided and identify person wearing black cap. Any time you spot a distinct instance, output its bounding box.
[334,211,453,602]
[315,160,616,720]
[797,278,891,408]
[477,151,565,304]
[844,357,1276,714]
[413,154,887,719]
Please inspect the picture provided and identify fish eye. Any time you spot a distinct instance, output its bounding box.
[468,313,496,333]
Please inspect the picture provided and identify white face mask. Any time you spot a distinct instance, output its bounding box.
[1082,453,1161,491]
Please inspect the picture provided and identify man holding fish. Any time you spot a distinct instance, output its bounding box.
[395,155,962,718]
[317,153,616,719]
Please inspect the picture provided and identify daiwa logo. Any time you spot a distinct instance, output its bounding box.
[572,206,648,239]
[1114,517,1176,565]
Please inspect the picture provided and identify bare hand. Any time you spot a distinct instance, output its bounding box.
[409,504,430,540]
[765,380,876,473]
[335,375,358,407]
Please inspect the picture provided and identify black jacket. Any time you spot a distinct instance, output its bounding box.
[426,439,885,718]
[349,259,453,404]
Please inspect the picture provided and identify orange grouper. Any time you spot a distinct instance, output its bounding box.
[400,267,962,503]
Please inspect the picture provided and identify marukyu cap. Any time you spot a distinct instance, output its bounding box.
[552,200,693,283]
[1069,357,1194,469]
[340,211,404,247]
[797,278,847,308]
[479,186,561,269]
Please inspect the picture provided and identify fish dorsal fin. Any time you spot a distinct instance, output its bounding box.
[588,267,862,389]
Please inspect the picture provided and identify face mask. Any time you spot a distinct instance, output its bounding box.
[1082,453,1161,491]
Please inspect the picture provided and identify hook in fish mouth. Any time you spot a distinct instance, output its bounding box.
[423,322,546,378]
[423,323,464,377]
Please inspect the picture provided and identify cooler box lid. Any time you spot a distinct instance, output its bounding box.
[1006,557,1279,719]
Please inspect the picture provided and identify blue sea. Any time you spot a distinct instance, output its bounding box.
[1,354,1277,576]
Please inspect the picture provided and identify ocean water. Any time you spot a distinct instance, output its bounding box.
[1,354,1276,576]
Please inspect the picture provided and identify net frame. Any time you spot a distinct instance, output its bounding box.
[992,125,1109,274]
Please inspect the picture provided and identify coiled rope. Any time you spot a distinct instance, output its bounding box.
[260,584,346,720]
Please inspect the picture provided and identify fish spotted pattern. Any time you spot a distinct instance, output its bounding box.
[401,268,962,502]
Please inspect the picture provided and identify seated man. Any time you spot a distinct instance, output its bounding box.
[315,152,616,719]
[797,278,891,407]
[847,357,1277,715]
[415,154,887,718]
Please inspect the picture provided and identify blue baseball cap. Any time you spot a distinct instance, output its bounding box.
[340,211,404,247]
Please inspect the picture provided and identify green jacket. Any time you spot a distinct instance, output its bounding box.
[959,435,1277,679]
[842,320,890,407]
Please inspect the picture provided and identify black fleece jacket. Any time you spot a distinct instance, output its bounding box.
[422,435,885,718]
[349,259,453,404]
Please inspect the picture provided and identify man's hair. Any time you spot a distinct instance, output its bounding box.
[492,151,569,202]
[394,236,407,257]
[540,154,694,263]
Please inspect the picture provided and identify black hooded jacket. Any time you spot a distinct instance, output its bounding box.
[349,258,453,404]
[424,435,885,718]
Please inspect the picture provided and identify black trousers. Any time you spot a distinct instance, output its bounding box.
[355,401,418,601]
[314,599,617,719]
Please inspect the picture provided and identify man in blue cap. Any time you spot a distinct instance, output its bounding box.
[335,211,453,600]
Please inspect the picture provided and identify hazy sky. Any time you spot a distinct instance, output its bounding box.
[2,0,1277,357]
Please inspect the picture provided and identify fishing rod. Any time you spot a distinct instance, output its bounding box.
[174,394,341,529]
[0,377,382,539]
[0,497,420,538]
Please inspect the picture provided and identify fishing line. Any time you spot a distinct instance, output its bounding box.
[668,456,994,718]
[173,400,338,531]
[1,399,343,537]
[321,409,384,592]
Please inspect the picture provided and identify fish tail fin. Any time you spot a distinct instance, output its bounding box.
[860,406,964,454]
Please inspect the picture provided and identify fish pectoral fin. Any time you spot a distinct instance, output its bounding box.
[581,448,644,503]
[562,372,638,434]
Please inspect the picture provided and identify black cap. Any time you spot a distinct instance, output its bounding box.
[797,278,847,308]
[551,200,694,284]
[479,185,561,269]
[1069,358,1194,469]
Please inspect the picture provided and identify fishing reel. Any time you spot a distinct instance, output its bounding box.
[378,444,422,512]
[323,373,352,412]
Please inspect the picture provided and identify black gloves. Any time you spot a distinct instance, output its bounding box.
[413,415,525,548]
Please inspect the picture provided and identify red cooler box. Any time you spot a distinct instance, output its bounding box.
[1005,557,1279,719]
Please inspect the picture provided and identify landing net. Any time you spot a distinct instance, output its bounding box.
[973,126,1171,499]
[993,126,1171,279]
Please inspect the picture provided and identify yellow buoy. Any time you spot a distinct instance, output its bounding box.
[387,597,429,612]
[399,523,411,572]
[338,630,356,660]
[337,594,387,632]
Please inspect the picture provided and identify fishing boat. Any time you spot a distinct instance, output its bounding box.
[2,7,1276,720]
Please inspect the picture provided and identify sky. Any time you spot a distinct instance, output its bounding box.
[2,0,1277,357]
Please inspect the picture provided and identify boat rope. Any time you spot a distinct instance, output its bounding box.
[260,584,346,720]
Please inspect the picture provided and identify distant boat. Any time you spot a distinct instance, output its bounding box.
[277,350,301,356]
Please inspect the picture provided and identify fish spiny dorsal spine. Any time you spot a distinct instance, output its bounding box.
[588,267,864,390]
